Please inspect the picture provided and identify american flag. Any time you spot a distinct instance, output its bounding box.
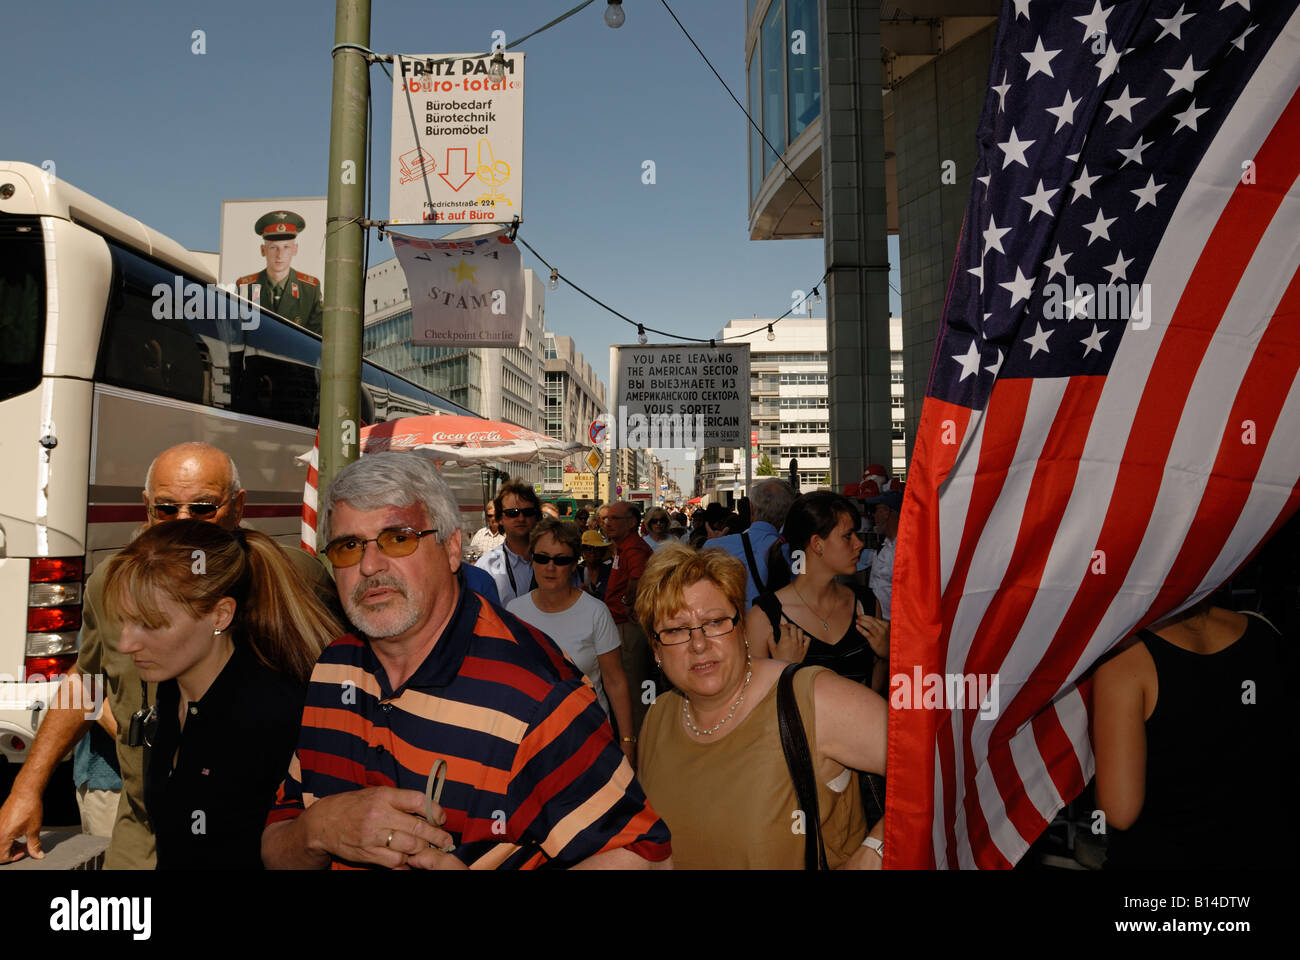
[885,0,1300,868]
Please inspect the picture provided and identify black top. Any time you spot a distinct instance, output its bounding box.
[753,583,879,686]
[1104,613,1296,870]
[144,641,307,870]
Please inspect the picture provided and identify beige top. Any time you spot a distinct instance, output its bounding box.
[639,665,866,869]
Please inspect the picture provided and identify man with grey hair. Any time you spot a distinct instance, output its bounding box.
[262,452,672,870]
[0,441,334,868]
[704,478,798,607]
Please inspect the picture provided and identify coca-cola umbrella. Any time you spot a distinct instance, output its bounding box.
[298,415,586,552]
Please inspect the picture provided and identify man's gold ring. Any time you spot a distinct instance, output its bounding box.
[385,830,395,848]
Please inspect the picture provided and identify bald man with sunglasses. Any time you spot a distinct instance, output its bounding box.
[0,442,335,868]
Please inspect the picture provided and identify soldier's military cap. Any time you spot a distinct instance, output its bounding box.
[254,210,307,240]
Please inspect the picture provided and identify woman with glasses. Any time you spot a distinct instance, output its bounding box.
[101,520,342,869]
[634,543,888,868]
[507,519,637,766]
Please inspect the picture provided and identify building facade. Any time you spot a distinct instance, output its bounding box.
[745,0,1000,477]
[541,332,607,495]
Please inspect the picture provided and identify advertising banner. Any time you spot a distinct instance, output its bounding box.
[219,197,327,333]
[391,227,525,347]
[390,52,524,225]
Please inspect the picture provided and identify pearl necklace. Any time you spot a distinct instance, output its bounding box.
[682,664,753,736]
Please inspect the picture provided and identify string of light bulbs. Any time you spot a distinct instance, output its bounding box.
[516,233,826,345]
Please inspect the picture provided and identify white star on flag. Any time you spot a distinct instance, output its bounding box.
[1080,323,1108,356]
[1104,250,1134,283]
[1073,1,1112,43]
[1131,175,1167,210]
[1155,4,1195,42]
[1064,287,1094,320]
[1172,100,1210,133]
[953,341,982,381]
[1022,37,1062,80]
[1095,41,1122,85]
[1104,85,1144,124]
[1046,89,1082,132]
[1082,207,1117,245]
[1220,0,1250,11]
[1070,165,1101,202]
[1020,180,1058,221]
[1024,322,1053,357]
[1043,244,1072,281]
[998,127,1035,168]
[1165,55,1207,95]
[1000,266,1035,306]
[969,263,985,293]
[983,215,1012,255]
[984,348,1004,376]
[1231,23,1259,52]
[992,69,1011,112]
[1117,135,1153,167]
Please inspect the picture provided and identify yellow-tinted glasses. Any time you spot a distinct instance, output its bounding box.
[324,527,438,567]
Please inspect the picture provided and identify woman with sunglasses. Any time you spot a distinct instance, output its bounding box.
[101,520,342,869]
[507,519,637,766]
[643,506,676,552]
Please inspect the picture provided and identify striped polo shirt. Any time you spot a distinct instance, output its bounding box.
[267,572,671,869]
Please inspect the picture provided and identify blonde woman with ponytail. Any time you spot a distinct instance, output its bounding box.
[103,519,342,869]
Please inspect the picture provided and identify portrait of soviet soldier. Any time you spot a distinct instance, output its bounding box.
[237,210,323,335]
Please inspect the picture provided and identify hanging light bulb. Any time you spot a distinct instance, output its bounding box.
[488,50,507,83]
[637,324,648,345]
[767,324,776,341]
[605,0,626,28]
[548,268,559,291]
[811,286,823,305]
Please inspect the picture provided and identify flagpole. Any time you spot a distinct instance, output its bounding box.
[318,0,371,509]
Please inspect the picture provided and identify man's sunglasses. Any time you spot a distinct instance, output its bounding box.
[649,518,668,525]
[532,552,577,566]
[148,497,230,519]
[502,507,540,518]
[324,527,438,567]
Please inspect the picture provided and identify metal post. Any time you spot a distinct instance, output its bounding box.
[317,0,372,504]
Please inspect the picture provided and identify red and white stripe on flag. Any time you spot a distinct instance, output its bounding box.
[885,5,1300,868]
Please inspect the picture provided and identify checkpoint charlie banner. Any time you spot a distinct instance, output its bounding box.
[390,228,526,347]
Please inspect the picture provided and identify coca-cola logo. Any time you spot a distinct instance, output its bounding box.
[363,430,506,451]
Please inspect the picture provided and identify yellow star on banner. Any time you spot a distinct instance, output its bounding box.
[450,260,479,284]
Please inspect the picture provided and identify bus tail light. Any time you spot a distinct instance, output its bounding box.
[22,655,78,682]
[26,556,85,680]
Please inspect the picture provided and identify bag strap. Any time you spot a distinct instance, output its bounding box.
[777,662,828,870]
[741,530,766,595]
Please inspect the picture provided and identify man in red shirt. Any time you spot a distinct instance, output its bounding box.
[603,502,654,739]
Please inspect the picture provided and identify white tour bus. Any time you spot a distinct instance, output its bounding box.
[0,161,494,764]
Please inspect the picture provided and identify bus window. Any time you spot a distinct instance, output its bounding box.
[239,306,321,428]
[0,217,45,403]
[385,372,433,419]
[97,246,212,406]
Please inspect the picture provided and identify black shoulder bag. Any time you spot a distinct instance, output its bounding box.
[776,662,828,870]
[741,530,766,595]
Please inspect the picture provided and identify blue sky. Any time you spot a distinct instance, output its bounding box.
[2,0,900,444]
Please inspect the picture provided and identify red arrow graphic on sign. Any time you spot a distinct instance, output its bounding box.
[438,148,476,192]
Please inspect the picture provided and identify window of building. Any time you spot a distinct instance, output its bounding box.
[779,396,829,409]
[786,0,820,143]
[761,1,786,177]
[779,372,827,385]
